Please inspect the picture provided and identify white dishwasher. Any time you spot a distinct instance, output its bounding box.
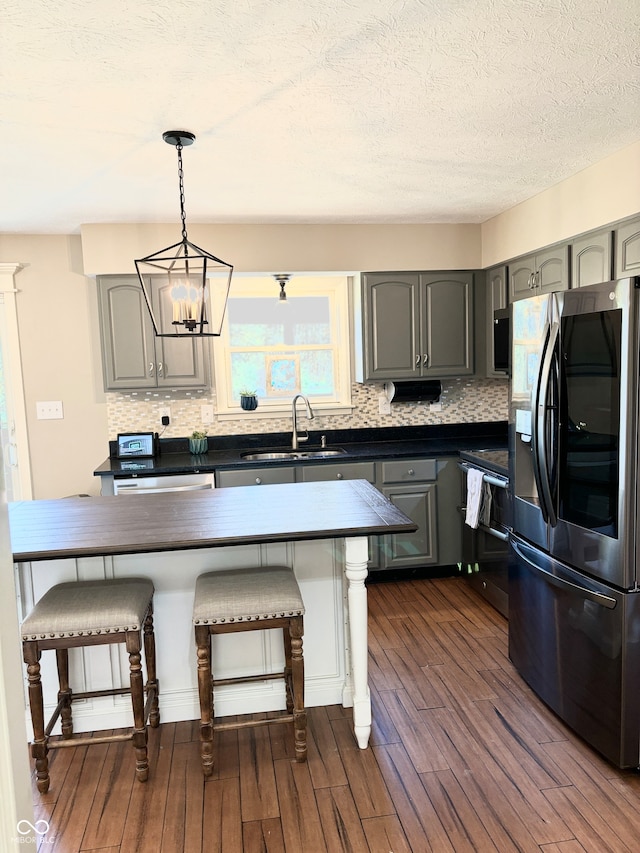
[113,472,215,495]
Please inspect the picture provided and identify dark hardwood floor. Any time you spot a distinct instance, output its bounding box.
[31,577,640,852]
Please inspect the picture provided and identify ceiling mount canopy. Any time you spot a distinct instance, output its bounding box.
[135,130,233,337]
[274,273,290,303]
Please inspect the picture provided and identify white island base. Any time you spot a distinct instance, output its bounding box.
[16,536,372,748]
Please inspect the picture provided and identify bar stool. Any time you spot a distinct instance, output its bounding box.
[192,565,306,777]
[21,577,159,793]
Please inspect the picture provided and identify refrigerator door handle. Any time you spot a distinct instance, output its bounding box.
[533,319,559,526]
[512,540,617,610]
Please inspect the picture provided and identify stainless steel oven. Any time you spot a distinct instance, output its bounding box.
[459,451,510,617]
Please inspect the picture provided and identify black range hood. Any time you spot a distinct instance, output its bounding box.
[386,380,442,403]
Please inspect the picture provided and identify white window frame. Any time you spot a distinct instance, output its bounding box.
[213,274,353,420]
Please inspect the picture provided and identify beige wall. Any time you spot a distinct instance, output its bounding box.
[0,234,108,499]
[481,140,640,267]
[81,222,482,275]
[2,143,639,499]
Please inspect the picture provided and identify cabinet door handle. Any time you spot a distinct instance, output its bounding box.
[157,362,163,376]
[415,354,420,366]
[423,353,428,366]
[408,468,415,476]
[149,362,155,375]
[255,477,262,484]
[336,473,343,480]
[528,273,534,289]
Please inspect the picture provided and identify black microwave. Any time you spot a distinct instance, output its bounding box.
[493,307,510,373]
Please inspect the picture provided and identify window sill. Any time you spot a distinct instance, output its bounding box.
[216,404,355,422]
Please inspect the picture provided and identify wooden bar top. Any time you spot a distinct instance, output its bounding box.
[9,479,417,562]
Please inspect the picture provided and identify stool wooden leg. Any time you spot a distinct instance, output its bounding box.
[195,625,214,777]
[23,640,50,793]
[126,632,149,783]
[290,616,307,763]
[283,626,293,714]
[55,648,73,738]
[143,607,160,728]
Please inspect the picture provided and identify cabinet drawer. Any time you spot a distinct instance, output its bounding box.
[216,467,296,487]
[381,459,436,484]
[300,461,375,483]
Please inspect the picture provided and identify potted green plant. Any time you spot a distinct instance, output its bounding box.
[188,429,208,454]
[239,389,258,411]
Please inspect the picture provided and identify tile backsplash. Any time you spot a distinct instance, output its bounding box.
[105,378,508,439]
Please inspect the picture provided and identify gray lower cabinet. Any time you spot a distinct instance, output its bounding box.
[216,456,462,574]
[215,466,296,487]
[97,275,210,391]
[571,228,613,287]
[509,245,569,302]
[361,271,474,380]
[615,217,640,278]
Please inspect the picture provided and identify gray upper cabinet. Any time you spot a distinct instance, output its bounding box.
[361,271,474,381]
[571,228,613,288]
[485,265,508,377]
[509,244,569,302]
[97,275,210,391]
[615,217,640,278]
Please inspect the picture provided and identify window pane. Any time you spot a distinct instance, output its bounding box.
[300,351,334,395]
[228,297,331,346]
[230,352,266,398]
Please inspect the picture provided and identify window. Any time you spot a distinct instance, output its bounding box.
[213,275,353,417]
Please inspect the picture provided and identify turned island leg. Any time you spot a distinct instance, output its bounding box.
[344,536,371,749]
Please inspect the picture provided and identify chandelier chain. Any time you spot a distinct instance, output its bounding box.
[176,142,188,244]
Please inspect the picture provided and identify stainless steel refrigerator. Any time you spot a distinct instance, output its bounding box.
[508,276,640,768]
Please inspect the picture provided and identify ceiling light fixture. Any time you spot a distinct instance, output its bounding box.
[274,273,290,303]
[135,130,233,337]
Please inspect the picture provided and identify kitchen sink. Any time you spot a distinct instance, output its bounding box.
[241,448,347,461]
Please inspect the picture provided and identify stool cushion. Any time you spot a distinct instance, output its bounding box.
[22,578,154,640]
[193,566,304,625]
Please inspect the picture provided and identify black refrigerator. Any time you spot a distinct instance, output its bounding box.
[508,276,640,768]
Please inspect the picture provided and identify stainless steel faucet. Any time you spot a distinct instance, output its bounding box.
[291,394,314,450]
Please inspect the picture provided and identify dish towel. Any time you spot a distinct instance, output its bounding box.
[465,468,484,529]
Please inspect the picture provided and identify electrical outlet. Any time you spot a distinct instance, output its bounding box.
[378,397,391,415]
[201,404,214,424]
[36,401,64,420]
[160,406,171,421]
[430,402,443,412]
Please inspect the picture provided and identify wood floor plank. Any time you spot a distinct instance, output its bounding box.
[383,646,447,710]
[419,768,501,853]
[314,785,370,852]
[160,740,204,853]
[368,682,401,747]
[306,705,348,789]
[80,736,135,850]
[202,777,243,853]
[47,742,108,853]
[242,817,286,852]
[238,724,279,822]
[120,723,173,853]
[367,633,403,691]
[330,717,396,819]
[542,784,634,852]
[378,689,448,773]
[361,814,412,853]
[273,758,327,853]
[372,742,456,852]
[422,705,550,852]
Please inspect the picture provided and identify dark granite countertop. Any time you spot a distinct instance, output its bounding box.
[459,448,509,477]
[94,421,508,479]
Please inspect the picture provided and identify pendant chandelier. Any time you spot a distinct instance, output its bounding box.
[135,130,233,337]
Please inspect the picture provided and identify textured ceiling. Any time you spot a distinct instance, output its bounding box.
[2,0,639,234]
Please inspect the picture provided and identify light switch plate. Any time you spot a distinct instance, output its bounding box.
[36,401,64,419]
